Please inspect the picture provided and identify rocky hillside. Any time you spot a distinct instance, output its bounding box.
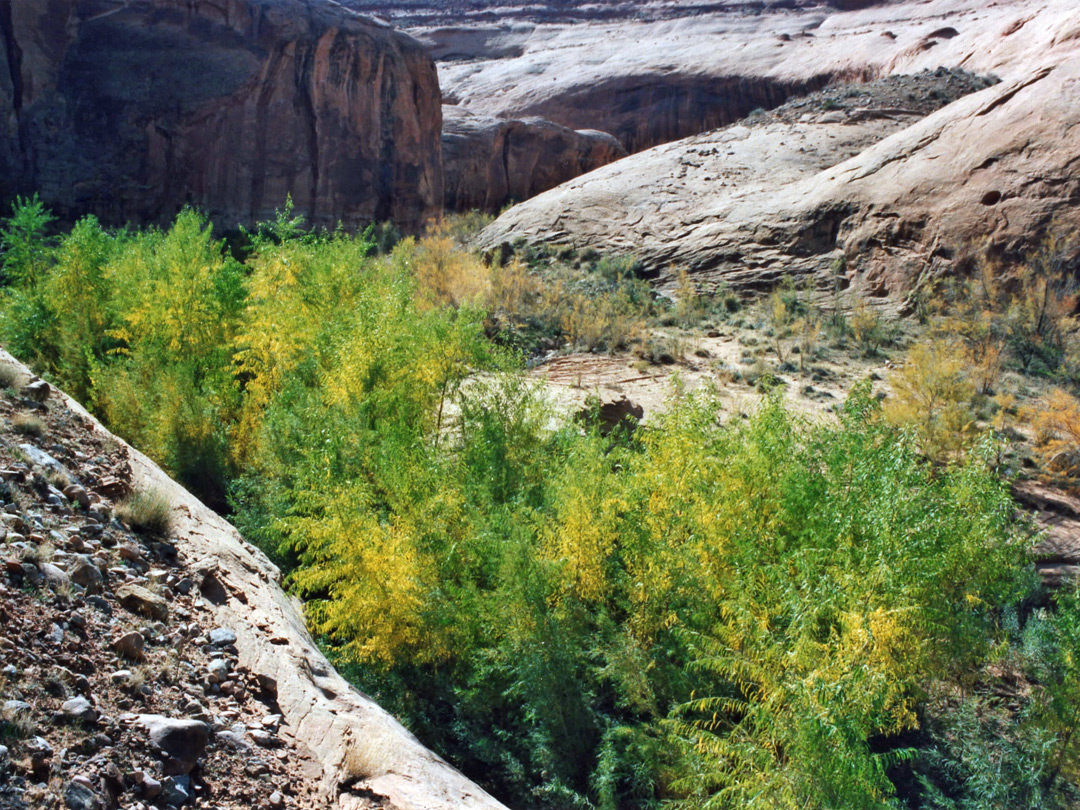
[0,0,443,231]
[477,0,1080,296]
[0,353,506,810]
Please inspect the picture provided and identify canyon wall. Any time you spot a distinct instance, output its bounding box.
[442,106,625,212]
[0,0,443,231]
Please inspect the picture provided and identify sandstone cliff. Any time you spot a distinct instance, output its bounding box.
[430,0,1076,155]
[442,106,625,212]
[0,0,443,231]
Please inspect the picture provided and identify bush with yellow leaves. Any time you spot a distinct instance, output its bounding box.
[883,338,976,463]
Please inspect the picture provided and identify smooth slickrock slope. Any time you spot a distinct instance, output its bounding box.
[479,2,1080,297]
[0,0,443,230]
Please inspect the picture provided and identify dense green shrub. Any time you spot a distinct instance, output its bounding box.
[0,197,1075,810]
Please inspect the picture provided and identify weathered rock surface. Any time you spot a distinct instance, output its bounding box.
[138,715,210,776]
[0,0,443,231]
[427,0,1078,155]
[443,105,626,212]
[479,5,1080,299]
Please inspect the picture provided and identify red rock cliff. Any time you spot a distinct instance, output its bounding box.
[0,0,443,231]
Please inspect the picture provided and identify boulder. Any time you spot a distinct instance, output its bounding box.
[69,555,104,593]
[115,584,168,621]
[63,781,102,810]
[137,715,210,776]
[62,695,97,724]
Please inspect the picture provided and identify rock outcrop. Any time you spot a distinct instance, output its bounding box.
[443,106,625,212]
[478,2,1080,299]
[0,0,443,231]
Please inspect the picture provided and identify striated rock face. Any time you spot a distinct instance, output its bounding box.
[469,73,835,157]
[478,1,1080,299]
[0,0,443,231]
[443,106,625,212]
[428,0,1077,156]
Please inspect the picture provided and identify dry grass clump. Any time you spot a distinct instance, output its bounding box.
[0,362,20,390]
[116,488,173,535]
[11,412,44,437]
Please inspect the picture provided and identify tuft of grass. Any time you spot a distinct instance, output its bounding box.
[0,362,19,390]
[44,466,71,490]
[11,413,43,437]
[116,488,173,536]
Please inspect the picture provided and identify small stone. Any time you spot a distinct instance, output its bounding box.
[269,791,285,808]
[247,729,280,748]
[2,699,31,719]
[113,631,145,661]
[62,695,97,724]
[206,659,229,684]
[69,556,104,593]
[160,774,191,807]
[117,545,149,569]
[64,780,102,810]
[115,583,168,620]
[174,577,193,595]
[137,772,162,800]
[46,623,64,644]
[20,562,43,586]
[208,627,237,647]
[86,595,111,615]
[23,380,50,402]
[215,730,249,750]
[63,484,91,508]
[110,669,132,684]
[42,563,70,590]
[261,714,282,728]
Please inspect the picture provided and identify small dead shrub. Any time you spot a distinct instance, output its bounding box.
[0,362,19,390]
[11,413,43,437]
[116,489,173,535]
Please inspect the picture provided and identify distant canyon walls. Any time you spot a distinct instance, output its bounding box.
[442,106,625,213]
[0,0,443,231]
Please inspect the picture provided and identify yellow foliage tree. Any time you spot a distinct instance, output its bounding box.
[1026,388,1080,479]
[883,339,975,462]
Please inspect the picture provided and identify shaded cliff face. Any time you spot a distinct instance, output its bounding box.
[0,0,443,231]
[502,73,835,155]
[442,106,625,212]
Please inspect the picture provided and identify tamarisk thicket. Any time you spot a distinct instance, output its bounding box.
[1,198,1078,810]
